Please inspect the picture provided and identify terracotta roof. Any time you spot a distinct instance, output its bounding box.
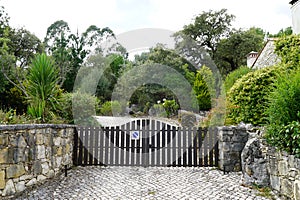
[290,0,299,5]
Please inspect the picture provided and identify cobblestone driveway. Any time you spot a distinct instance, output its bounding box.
[15,166,268,200]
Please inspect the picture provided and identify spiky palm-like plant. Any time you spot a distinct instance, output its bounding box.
[27,53,60,122]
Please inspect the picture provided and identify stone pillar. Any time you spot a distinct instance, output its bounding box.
[218,125,249,172]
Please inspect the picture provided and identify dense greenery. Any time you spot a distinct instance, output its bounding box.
[178,9,264,75]
[275,34,300,69]
[265,69,300,157]
[1,3,298,138]
[26,53,61,122]
[224,66,252,93]
[227,66,281,125]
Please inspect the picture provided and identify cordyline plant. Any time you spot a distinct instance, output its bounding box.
[26,53,61,122]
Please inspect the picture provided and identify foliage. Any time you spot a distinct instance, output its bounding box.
[162,99,179,118]
[227,65,281,125]
[59,92,101,124]
[265,69,300,157]
[275,34,300,69]
[44,20,115,92]
[99,101,122,116]
[224,66,252,93]
[215,28,264,74]
[26,53,61,122]
[193,71,211,111]
[268,27,293,38]
[198,65,216,99]
[151,103,167,118]
[181,9,235,58]
[80,54,126,102]
[0,109,31,124]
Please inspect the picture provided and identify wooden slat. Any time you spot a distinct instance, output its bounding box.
[193,127,198,167]
[130,121,136,166]
[188,127,193,167]
[94,127,99,165]
[172,126,177,167]
[104,127,109,165]
[78,127,83,166]
[214,127,219,167]
[166,124,171,166]
[89,127,94,165]
[150,120,155,167]
[198,128,203,167]
[125,123,130,166]
[209,127,214,166]
[73,128,78,166]
[115,126,120,166]
[156,121,161,166]
[83,127,89,166]
[120,125,125,166]
[182,127,187,167]
[99,128,104,165]
[203,128,208,167]
[110,127,115,165]
[177,128,182,167]
[161,122,166,166]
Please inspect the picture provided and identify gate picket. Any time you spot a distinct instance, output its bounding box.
[73,119,219,167]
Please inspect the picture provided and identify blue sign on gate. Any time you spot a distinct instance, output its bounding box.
[131,131,140,140]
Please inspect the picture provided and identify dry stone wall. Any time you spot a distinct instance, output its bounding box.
[217,125,250,172]
[0,124,75,197]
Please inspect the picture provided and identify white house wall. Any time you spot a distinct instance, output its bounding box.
[292,1,300,34]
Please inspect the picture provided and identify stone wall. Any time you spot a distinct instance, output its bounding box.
[0,124,75,197]
[240,130,300,200]
[267,148,300,200]
[218,125,250,172]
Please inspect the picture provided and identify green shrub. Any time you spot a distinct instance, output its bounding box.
[265,69,300,156]
[61,92,100,125]
[26,53,61,122]
[0,109,31,124]
[162,99,179,117]
[224,66,252,93]
[151,103,167,117]
[275,35,300,69]
[100,101,122,116]
[227,65,282,125]
[193,71,211,111]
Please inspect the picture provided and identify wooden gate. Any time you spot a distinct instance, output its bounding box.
[73,119,218,167]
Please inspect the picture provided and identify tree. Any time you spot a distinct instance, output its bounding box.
[26,53,61,122]
[193,71,211,111]
[180,9,235,59]
[44,20,115,92]
[0,27,43,97]
[268,27,293,38]
[214,27,264,74]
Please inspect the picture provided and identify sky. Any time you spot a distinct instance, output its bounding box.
[1,0,293,40]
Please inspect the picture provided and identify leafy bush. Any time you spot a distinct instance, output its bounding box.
[0,109,31,124]
[162,99,179,117]
[275,35,300,69]
[265,69,300,157]
[193,71,211,111]
[99,101,122,116]
[227,65,282,125]
[151,103,167,118]
[224,66,252,93]
[60,92,101,125]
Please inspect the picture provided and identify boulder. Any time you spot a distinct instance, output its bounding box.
[241,137,270,187]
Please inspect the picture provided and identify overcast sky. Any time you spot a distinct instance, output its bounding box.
[1,0,293,40]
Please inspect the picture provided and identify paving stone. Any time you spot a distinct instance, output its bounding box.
[10,166,271,199]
